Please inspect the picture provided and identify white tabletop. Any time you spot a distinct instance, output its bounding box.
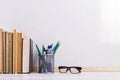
[0,72,120,80]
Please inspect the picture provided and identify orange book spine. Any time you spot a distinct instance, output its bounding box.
[2,31,6,73]
[13,29,17,73]
[0,29,3,73]
[17,33,22,73]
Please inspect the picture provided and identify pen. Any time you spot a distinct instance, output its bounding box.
[47,44,53,54]
[42,45,45,55]
[53,41,60,54]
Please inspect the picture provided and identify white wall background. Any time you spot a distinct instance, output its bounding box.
[0,0,120,67]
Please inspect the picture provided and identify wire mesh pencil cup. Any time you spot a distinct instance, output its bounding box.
[39,54,55,73]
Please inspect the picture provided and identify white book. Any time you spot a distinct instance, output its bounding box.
[22,38,30,73]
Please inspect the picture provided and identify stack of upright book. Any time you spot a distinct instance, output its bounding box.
[0,28,33,74]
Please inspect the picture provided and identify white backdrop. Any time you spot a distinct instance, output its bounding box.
[0,0,120,67]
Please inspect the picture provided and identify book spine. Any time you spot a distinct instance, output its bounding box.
[13,29,17,73]
[22,39,30,73]
[0,29,3,73]
[5,32,9,73]
[30,39,33,72]
[8,33,13,73]
[17,33,22,73]
[2,31,6,73]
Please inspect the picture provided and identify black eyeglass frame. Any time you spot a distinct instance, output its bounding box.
[58,66,82,74]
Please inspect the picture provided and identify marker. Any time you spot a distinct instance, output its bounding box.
[47,44,53,54]
[53,41,60,54]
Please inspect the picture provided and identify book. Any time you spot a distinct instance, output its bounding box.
[2,30,6,73]
[22,36,30,73]
[13,29,17,73]
[0,29,3,73]
[5,31,9,73]
[17,32,22,73]
[30,39,33,72]
[8,33,13,73]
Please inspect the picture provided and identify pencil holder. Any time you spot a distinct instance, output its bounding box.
[39,54,55,73]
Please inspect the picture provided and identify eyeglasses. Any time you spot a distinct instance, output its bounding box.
[58,66,82,74]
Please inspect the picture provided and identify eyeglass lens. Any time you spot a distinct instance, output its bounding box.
[70,67,80,74]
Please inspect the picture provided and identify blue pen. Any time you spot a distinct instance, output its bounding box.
[47,44,53,54]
